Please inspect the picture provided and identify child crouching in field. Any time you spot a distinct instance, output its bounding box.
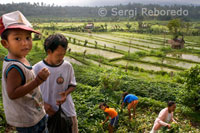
[0,11,50,132]
[99,103,118,133]
[121,92,139,120]
[150,101,178,133]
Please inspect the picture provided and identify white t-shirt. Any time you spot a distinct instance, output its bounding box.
[33,60,77,117]
[166,113,172,123]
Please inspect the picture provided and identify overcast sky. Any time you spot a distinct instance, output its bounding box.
[0,0,200,6]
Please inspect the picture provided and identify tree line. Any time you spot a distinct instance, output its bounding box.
[0,2,200,22]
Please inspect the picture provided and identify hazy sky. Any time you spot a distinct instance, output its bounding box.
[0,0,200,6]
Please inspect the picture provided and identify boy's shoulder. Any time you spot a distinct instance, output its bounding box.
[3,57,28,69]
[34,60,73,68]
[33,60,44,67]
[33,61,45,72]
[33,60,73,70]
[125,94,131,98]
[63,60,73,67]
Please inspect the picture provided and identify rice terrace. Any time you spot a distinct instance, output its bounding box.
[0,1,200,133]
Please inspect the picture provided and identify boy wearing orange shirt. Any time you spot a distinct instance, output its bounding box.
[99,103,118,133]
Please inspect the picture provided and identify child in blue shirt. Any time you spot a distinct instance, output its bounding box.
[121,92,139,120]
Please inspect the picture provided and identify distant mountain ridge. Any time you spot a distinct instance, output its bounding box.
[0,2,199,21]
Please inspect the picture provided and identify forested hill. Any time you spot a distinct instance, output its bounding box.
[0,3,200,21]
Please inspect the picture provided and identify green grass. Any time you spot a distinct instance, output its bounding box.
[0,45,7,132]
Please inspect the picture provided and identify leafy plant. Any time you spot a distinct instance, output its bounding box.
[177,65,200,111]
[100,68,123,91]
[161,122,179,133]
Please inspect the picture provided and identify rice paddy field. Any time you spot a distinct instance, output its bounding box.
[35,21,200,75]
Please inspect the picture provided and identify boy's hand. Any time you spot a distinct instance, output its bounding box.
[172,121,178,124]
[44,102,56,116]
[101,122,105,125]
[167,124,171,129]
[56,91,67,105]
[37,68,50,82]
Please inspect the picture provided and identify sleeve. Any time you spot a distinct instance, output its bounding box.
[106,116,109,119]
[6,64,25,85]
[157,110,169,126]
[68,64,77,88]
[33,64,39,75]
[157,119,168,126]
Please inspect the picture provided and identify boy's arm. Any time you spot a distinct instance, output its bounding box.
[172,118,178,123]
[157,119,169,127]
[65,86,76,96]
[56,86,76,105]
[56,65,76,105]
[44,102,56,116]
[171,113,178,123]
[102,116,109,125]
[157,110,170,127]
[121,102,125,109]
[121,97,126,109]
[6,68,49,99]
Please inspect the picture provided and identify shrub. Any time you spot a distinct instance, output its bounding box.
[100,68,123,91]
[177,65,200,111]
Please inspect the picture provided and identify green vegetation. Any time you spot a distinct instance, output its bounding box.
[167,19,182,37]
[0,45,7,132]
[176,66,200,111]
[72,64,200,132]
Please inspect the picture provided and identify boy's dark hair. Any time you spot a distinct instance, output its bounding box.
[122,92,129,100]
[168,101,175,107]
[1,29,11,40]
[99,103,109,109]
[44,34,68,53]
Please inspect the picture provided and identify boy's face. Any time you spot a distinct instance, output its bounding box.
[169,104,176,112]
[47,45,66,65]
[1,29,32,58]
[100,106,106,110]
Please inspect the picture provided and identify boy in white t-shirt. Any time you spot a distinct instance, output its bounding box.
[33,34,78,133]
